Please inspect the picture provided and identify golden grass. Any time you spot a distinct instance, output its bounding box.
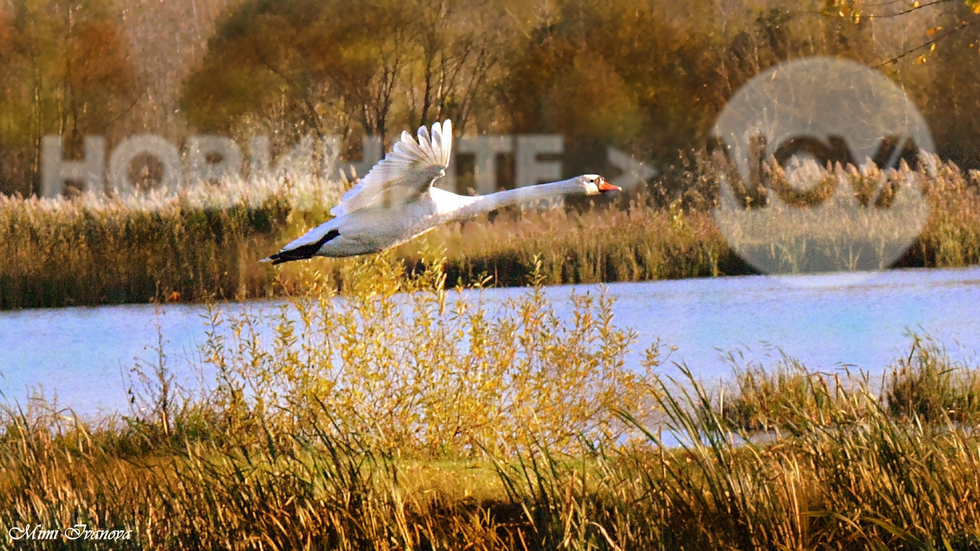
[2,260,980,549]
[0,195,288,308]
[1,155,979,309]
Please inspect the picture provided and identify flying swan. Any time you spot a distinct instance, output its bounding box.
[264,120,620,264]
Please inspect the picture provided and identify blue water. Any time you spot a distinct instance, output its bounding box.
[2,266,979,418]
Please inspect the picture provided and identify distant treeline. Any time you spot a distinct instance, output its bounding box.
[1,0,980,196]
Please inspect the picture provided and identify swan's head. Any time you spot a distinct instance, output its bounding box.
[576,175,621,196]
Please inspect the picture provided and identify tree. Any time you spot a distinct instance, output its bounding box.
[820,0,980,166]
[822,0,980,65]
[181,0,505,152]
[402,0,505,134]
[0,0,137,195]
[500,0,719,173]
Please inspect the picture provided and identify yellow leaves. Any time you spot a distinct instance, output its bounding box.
[195,256,647,456]
[916,44,937,64]
[969,0,980,14]
[926,27,941,36]
[822,0,871,22]
[826,0,863,21]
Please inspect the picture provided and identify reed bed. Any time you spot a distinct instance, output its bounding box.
[1,155,979,309]
[2,259,980,549]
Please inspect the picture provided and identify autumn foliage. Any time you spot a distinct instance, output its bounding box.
[0,0,136,195]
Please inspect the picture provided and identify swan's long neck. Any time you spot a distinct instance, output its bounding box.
[451,179,582,220]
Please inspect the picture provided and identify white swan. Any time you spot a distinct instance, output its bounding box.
[264,120,620,264]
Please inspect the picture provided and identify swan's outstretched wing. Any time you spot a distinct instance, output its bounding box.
[330,120,453,217]
[261,120,453,263]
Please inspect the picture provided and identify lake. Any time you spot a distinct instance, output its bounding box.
[2,266,979,418]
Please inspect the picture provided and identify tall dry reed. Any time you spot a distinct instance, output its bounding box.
[2,156,979,309]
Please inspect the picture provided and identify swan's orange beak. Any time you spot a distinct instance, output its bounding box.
[597,177,621,192]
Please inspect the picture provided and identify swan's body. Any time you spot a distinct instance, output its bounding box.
[264,120,619,264]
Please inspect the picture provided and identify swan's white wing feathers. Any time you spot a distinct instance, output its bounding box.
[331,120,453,217]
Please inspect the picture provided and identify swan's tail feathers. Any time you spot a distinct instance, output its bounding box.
[264,229,340,265]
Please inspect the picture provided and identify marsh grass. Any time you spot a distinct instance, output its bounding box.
[0,194,290,309]
[719,354,869,435]
[717,334,980,435]
[885,334,980,424]
[3,256,980,549]
[3,156,980,309]
[488,354,980,550]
